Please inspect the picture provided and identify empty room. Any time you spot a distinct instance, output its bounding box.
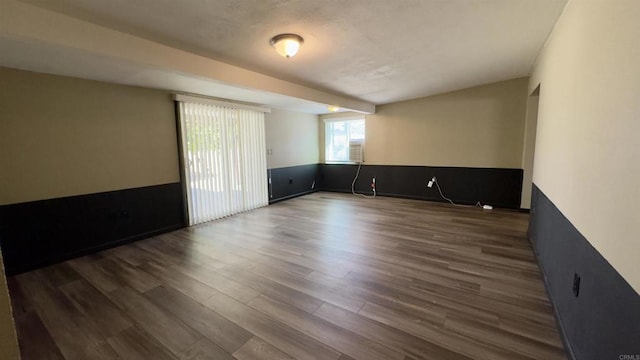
[0,0,638,359]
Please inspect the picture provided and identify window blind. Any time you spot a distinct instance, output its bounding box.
[177,101,268,225]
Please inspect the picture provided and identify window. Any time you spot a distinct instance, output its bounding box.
[325,118,365,162]
[176,99,268,225]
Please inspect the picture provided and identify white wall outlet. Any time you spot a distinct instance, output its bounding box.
[427,176,436,188]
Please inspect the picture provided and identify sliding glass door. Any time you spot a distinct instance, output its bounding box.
[176,99,268,225]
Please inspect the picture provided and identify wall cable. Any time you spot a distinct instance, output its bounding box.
[352,163,376,198]
[432,177,484,208]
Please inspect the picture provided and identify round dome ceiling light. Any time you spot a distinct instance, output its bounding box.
[270,33,304,59]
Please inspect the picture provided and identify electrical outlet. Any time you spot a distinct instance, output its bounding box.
[572,272,581,297]
[427,177,435,188]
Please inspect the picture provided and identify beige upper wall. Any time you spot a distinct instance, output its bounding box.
[530,0,640,293]
[0,251,19,360]
[265,108,319,169]
[0,67,180,205]
[320,79,528,168]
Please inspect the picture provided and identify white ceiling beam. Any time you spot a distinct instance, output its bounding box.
[0,0,375,114]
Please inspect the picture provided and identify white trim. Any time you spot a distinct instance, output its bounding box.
[323,115,366,123]
[173,93,271,113]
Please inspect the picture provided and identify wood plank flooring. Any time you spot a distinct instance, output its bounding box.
[7,192,567,360]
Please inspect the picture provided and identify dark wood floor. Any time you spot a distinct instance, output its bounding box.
[7,192,566,360]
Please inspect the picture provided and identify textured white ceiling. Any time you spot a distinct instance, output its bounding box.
[15,0,567,105]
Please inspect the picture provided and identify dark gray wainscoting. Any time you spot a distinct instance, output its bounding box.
[0,183,185,275]
[529,184,640,360]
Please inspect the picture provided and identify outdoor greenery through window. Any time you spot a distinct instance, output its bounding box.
[325,118,365,162]
[177,101,268,225]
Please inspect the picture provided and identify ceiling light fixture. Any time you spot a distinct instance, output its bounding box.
[327,105,340,112]
[270,33,304,59]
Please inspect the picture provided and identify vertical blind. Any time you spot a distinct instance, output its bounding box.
[177,100,268,225]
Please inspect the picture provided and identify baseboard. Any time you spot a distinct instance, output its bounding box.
[530,236,577,360]
[18,224,183,275]
[320,189,467,204]
[269,189,319,204]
